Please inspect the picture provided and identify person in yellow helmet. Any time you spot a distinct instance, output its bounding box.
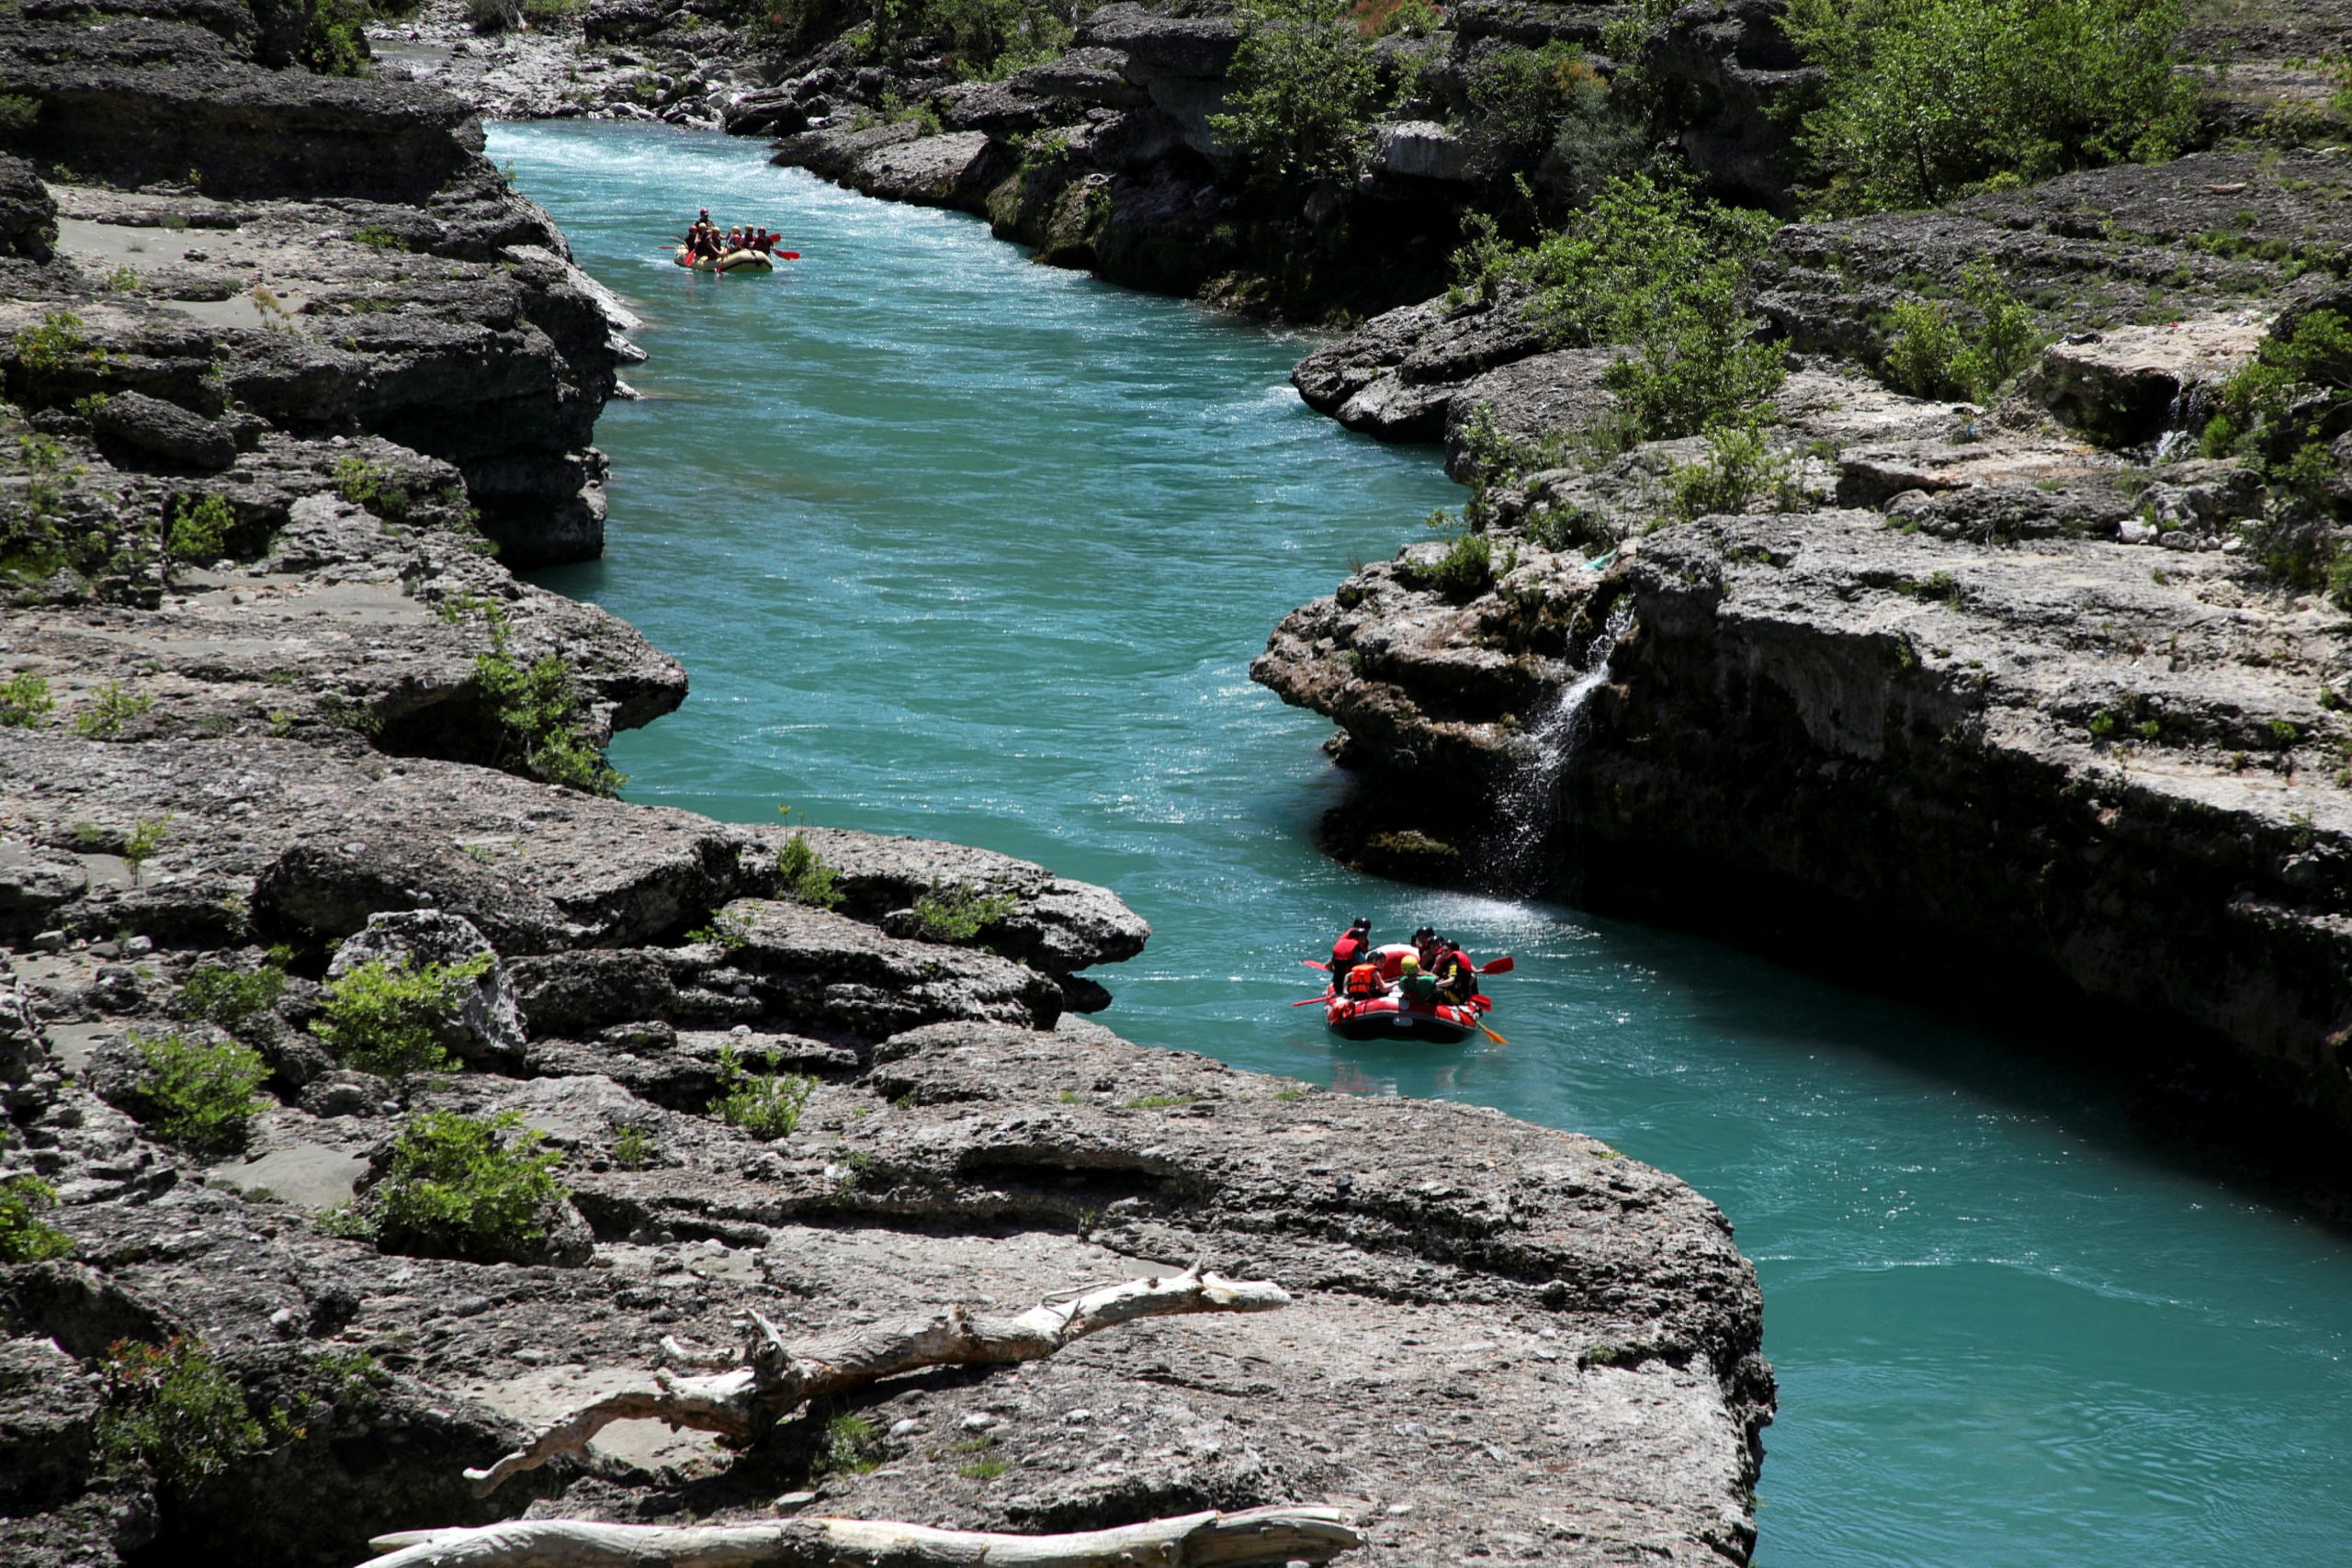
[1396,952,1439,1007]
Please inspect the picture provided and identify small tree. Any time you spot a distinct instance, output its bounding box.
[1208,0,1376,185]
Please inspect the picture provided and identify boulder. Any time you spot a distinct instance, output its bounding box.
[1367,119,1476,184]
[325,909,526,1068]
[0,154,54,261]
[90,389,237,470]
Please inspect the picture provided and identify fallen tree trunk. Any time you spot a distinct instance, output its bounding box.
[465,1265,1292,1495]
[361,1506,1363,1568]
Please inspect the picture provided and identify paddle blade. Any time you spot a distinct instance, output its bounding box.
[777,251,801,260]
[1301,959,1329,971]
[1479,955,1515,975]
[1479,1023,1509,1044]
[1289,995,1331,1008]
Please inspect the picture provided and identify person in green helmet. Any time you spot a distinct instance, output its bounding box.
[1396,952,1439,1007]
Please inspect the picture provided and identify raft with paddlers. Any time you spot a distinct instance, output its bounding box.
[673,246,778,273]
[1297,934,1513,1046]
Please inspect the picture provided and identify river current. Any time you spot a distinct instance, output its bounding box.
[494,121,2352,1566]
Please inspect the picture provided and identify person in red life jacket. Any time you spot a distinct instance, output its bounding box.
[1435,939,1479,1006]
[1331,916,1373,973]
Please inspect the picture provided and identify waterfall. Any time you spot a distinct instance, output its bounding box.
[1493,598,1634,889]
[2152,378,2214,465]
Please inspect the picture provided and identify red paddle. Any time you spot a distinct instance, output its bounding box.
[1302,959,1329,971]
[1479,956,1514,975]
[1289,994,1332,1008]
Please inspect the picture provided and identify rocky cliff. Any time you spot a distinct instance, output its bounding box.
[0,6,1775,1567]
[1254,30,2352,1135]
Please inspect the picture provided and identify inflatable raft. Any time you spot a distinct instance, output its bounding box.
[1321,943,1494,1044]
[673,247,774,273]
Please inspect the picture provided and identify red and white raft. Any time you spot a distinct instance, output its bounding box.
[1320,943,1499,1045]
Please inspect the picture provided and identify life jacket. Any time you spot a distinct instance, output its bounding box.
[1332,931,1367,970]
[1438,950,1478,998]
[1343,962,1384,1000]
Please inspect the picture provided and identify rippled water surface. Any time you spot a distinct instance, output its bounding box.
[495,120,2352,1566]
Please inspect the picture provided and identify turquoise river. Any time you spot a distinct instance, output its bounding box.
[495,120,2351,1566]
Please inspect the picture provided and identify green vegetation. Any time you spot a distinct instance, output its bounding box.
[73,682,153,739]
[1454,175,1783,441]
[1208,0,1376,184]
[925,0,1070,76]
[332,457,413,520]
[0,1174,73,1262]
[311,951,493,1076]
[1668,422,1799,521]
[0,95,39,134]
[2199,310,2352,600]
[1882,261,2042,401]
[610,1123,657,1168]
[347,226,410,251]
[165,492,236,565]
[909,880,1016,942]
[101,265,141,294]
[473,609,626,795]
[1424,530,1493,598]
[1462,42,1606,180]
[776,831,845,909]
[178,951,291,1031]
[0,671,54,728]
[355,1111,567,1262]
[302,0,372,74]
[815,1411,883,1476]
[10,310,108,402]
[1781,0,2196,212]
[97,1337,268,1488]
[685,908,753,948]
[127,1030,270,1154]
[709,1044,816,1139]
[1120,1092,1197,1110]
[122,816,172,882]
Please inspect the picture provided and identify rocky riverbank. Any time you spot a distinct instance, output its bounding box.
[1253,17,2352,1138]
[0,5,1774,1566]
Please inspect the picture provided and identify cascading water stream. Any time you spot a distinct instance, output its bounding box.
[1492,596,1635,890]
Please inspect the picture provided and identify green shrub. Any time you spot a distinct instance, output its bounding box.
[1883,261,2043,400]
[311,952,493,1076]
[1208,0,1377,184]
[1424,531,1493,598]
[0,672,54,728]
[123,816,170,881]
[923,0,1070,75]
[0,1174,73,1262]
[473,611,626,796]
[347,226,411,251]
[358,1111,565,1261]
[1455,175,1784,440]
[610,1124,657,1168]
[332,457,412,520]
[0,94,39,135]
[777,834,845,909]
[166,492,236,564]
[1781,0,2197,213]
[815,1411,882,1475]
[178,952,290,1031]
[10,310,107,401]
[98,1337,268,1489]
[709,1044,815,1139]
[1462,42,1602,178]
[909,880,1017,942]
[301,0,372,74]
[73,682,153,739]
[128,1030,270,1153]
[1669,423,1798,520]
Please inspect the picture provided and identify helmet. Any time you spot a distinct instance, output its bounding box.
[1351,916,1370,929]
[1399,953,1419,971]
[1412,926,1435,942]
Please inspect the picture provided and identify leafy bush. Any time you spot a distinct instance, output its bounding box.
[1424,531,1493,598]
[1882,261,2043,400]
[99,1338,269,1489]
[1208,0,1377,184]
[610,1124,657,1168]
[10,310,107,402]
[178,953,290,1031]
[73,682,153,739]
[923,0,1070,75]
[128,1030,270,1153]
[0,94,39,134]
[311,952,493,1076]
[332,457,412,520]
[0,671,53,728]
[909,880,1017,941]
[1781,0,2197,212]
[777,833,846,909]
[815,1411,883,1476]
[166,492,235,564]
[123,816,171,881]
[0,1174,73,1261]
[1455,175,1783,440]
[303,0,372,74]
[1463,42,1603,178]
[1668,423,1799,520]
[474,611,626,796]
[366,1111,567,1261]
[709,1044,815,1139]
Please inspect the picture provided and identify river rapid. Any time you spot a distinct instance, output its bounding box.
[495,120,2352,1566]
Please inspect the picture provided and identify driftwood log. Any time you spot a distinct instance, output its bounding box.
[359,1506,1364,1568]
[464,1265,1294,1495]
